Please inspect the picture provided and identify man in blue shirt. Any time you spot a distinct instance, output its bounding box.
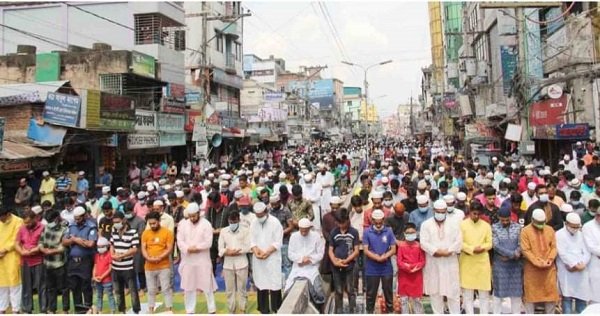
[76,171,89,203]
[363,209,396,314]
[62,206,98,313]
[409,195,434,232]
[329,209,360,314]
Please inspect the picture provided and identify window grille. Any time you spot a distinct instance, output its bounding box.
[135,13,186,51]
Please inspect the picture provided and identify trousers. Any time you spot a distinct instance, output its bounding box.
[0,285,22,313]
[257,289,282,314]
[399,296,423,314]
[95,282,116,313]
[429,293,461,314]
[463,288,490,314]
[112,269,140,313]
[146,268,173,310]
[21,263,46,313]
[223,267,248,313]
[331,267,356,313]
[492,296,522,314]
[45,265,69,313]
[525,302,555,314]
[365,275,393,314]
[562,297,586,315]
[184,290,216,314]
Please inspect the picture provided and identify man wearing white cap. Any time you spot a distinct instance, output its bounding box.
[582,206,600,304]
[521,182,538,210]
[408,195,433,233]
[521,209,559,314]
[98,186,118,213]
[420,200,462,314]
[556,213,590,313]
[525,184,564,231]
[363,209,396,314]
[316,163,334,213]
[76,171,89,204]
[39,171,56,206]
[148,200,174,232]
[177,202,218,314]
[250,202,284,314]
[300,175,322,230]
[285,218,325,306]
[443,194,464,227]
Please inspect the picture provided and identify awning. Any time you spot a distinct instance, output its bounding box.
[0,140,59,160]
[0,80,72,106]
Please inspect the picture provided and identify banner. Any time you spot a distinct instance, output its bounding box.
[555,123,590,140]
[135,110,157,132]
[131,51,155,79]
[195,141,208,157]
[157,113,185,132]
[43,92,81,127]
[127,133,159,149]
[192,120,207,141]
[500,45,518,95]
[529,94,568,127]
[27,118,67,146]
[465,121,497,139]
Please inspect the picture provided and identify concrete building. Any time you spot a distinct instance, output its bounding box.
[243,54,286,88]
[343,86,362,134]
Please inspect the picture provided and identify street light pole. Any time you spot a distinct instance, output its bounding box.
[342,60,392,162]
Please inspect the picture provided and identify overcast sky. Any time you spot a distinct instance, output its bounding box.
[242,1,432,118]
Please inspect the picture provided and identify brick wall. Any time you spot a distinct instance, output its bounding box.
[2,104,37,137]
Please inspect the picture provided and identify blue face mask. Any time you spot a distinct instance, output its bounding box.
[229,223,239,232]
[434,212,446,222]
[419,207,429,213]
[405,233,417,241]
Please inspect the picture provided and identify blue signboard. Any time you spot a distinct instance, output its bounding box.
[555,123,590,140]
[27,118,67,146]
[288,79,334,110]
[43,92,81,127]
[525,8,544,100]
[500,45,518,95]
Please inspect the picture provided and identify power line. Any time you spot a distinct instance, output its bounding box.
[0,23,67,49]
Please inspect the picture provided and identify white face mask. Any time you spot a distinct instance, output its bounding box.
[97,247,108,254]
[383,200,393,207]
[257,215,268,224]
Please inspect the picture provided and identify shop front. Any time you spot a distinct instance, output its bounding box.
[532,123,592,169]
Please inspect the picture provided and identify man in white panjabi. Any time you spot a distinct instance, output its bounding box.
[250,202,284,314]
[285,218,325,292]
[582,209,600,304]
[419,200,463,314]
[302,174,323,231]
[316,163,335,213]
[177,203,218,314]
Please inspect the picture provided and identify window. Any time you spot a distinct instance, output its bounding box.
[347,101,352,106]
[216,31,224,53]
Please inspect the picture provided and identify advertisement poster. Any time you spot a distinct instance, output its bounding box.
[43,92,81,127]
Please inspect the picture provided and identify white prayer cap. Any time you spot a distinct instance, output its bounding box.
[97,237,110,247]
[416,195,429,205]
[371,191,384,199]
[433,200,447,210]
[253,202,267,214]
[208,173,215,179]
[220,180,228,187]
[502,178,512,184]
[417,180,427,190]
[73,206,86,217]
[31,205,42,215]
[175,191,184,198]
[317,163,326,169]
[298,218,312,228]
[526,164,534,170]
[498,162,505,168]
[270,194,280,203]
[153,200,164,207]
[371,209,385,220]
[370,160,376,165]
[137,191,147,200]
[561,204,574,213]
[279,172,287,179]
[301,169,309,175]
[569,179,581,187]
[78,171,85,176]
[304,174,313,182]
[203,180,211,187]
[576,141,582,146]
[237,170,245,176]
[159,179,167,185]
[511,163,517,169]
[185,202,200,215]
[164,185,173,191]
[532,209,546,222]
[525,170,533,177]
[564,154,571,160]
[234,190,243,199]
[245,170,253,176]
[102,186,111,194]
[492,157,498,161]
[330,196,342,205]
[527,182,537,191]
[381,176,389,184]
[443,195,455,203]
[267,172,273,178]
[439,166,445,173]
[223,174,232,180]
[423,169,431,175]
[566,212,581,225]
[146,184,155,192]
[219,169,226,174]
[456,192,467,201]
[175,179,183,185]
[42,171,50,176]
[486,172,494,179]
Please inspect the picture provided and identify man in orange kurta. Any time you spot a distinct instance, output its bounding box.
[520,208,559,314]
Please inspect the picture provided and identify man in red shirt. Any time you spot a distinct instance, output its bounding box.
[15,211,46,313]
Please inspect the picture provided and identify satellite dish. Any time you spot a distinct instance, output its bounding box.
[211,134,223,147]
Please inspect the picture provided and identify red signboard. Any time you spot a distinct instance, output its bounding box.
[161,97,186,114]
[529,95,568,127]
[185,110,203,132]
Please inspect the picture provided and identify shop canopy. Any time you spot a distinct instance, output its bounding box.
[0,140,59,160]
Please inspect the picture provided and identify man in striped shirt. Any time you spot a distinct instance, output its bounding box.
[110,211,141,314]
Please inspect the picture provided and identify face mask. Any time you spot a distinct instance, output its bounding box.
[257,215,268,224]
[434,212,446,222]
[539,194,549,203]
[425,175,432,180]
[125,213,134,220]
[534,223,545,230]
[405,233,417,241]
[383,200,393,207]
[419,207,429,213]
[113,222,123,230]
[229,223,239,232]
[97,247,108,254]
[447,206,455,213]
[566,227,579,235]
[499,190,508,196]
[306,183,313,188]
[47,222,57,229]
[589,210,596,217]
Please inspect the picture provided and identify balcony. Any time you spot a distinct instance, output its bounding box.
[225,53,237,75]
[222,22,240,40]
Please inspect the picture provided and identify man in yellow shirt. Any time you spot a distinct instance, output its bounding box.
[39,171,56,206]
[0,208,24,313]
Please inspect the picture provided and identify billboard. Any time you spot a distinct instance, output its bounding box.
[288,79,334,110]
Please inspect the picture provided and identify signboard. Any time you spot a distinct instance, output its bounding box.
[27,118,67,146]
[465,121,497,139]
[192,120,207,141]
[443,93,457,109]
[161,97,186,114]
[212,68,243,89]
[99,118,135,131]
[505,123,522,142]
[84,90,101,128]
[525,8,544,100]
[206,124,221,137]
[165,83,185,101]
[556,123,590,140]
[135,110,157,132]
[157,113,185,132]
[43,92,81,127]
[264,92,285,102]
[288,79,335,110]
[185,110,203,132]
[102,134,119,147]
[500,45,518,95]
[131,51,155,79]
[529,94,568,127]
[0,117,4,152]
[100,93,135,120]
[127,133,159,149]
[532,125,557,139]
[35,53,60,82]
[0,160,31,174]
[547,84,563,99]
[159,132,186,147]
[195,141,208,157]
